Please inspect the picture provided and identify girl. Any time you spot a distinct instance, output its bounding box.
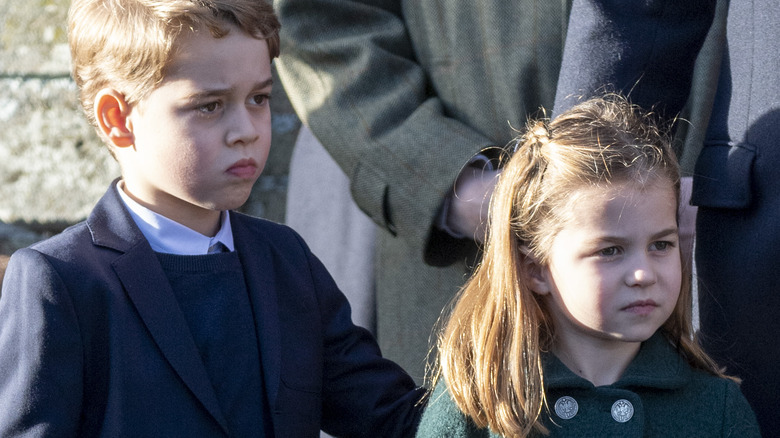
[416,95,760,437]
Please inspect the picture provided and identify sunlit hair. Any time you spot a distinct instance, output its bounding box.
[432,94,730,437]
[68,0,280,147]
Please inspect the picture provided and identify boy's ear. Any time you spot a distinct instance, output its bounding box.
[520,246,551,295]
[95,89,134,148]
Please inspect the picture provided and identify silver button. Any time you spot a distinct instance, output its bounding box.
[554,396,578,420]
[611,399,634,423]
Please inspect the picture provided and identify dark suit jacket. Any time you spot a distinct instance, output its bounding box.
[0,182,424,437]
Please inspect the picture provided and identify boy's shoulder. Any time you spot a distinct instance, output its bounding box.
[3,219,122,301]
[230,211,309,253]
[28,220,95,261]
[230,210,291,235]
[15,217,121,274]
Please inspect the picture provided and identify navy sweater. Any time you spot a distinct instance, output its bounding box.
[157,251,270,437]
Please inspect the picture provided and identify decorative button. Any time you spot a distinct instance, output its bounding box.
[611,399,634,423]
[554,396,578,420]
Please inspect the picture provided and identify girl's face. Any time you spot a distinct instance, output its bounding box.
[533,179,681,352]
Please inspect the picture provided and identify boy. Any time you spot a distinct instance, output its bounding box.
[0,1,424,436]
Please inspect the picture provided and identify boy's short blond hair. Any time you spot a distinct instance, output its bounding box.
[68,0,280,139]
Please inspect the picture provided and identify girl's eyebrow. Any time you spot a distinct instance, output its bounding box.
[588,227,679,246]
[650,228,679,241]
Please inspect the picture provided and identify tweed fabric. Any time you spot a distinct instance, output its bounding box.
[275,0,571,381]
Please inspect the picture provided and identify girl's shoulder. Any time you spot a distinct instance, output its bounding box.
[416,383,495,438]
[642,368,762,437]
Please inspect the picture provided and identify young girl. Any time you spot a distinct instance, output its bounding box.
[416,95,760,437]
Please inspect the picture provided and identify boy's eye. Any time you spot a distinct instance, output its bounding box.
[250,94,270,106]
[198,102,221,113]
[598,247,620,257]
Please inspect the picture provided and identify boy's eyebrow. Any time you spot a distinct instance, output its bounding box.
[184,78,274,101]
[254,78,274,90]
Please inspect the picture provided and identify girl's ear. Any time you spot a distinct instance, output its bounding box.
[94,89,134,148]
[520,246,552,295]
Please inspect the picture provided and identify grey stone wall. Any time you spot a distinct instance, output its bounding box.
[0,0,300,282]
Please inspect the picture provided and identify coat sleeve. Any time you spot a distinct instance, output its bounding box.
[0,249,83,437]
[294,232,426,437]
[274,0,495,262]
[721,380,761,438]
[552,0,717,118]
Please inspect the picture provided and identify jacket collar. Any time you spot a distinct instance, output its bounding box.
[86,179,148,254]
[544,332,691,390]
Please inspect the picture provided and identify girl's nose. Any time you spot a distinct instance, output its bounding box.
[626,257,657,287]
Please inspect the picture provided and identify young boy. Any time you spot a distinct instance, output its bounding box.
[0,1,425,437]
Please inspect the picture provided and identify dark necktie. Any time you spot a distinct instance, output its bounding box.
[207,242,229,254]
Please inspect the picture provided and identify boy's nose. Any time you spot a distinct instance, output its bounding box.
[227,108,261,146]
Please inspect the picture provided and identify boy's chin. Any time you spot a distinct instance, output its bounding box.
[208,185,255,211]
[210,199,249,213]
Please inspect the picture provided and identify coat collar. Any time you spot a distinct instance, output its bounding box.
[87,180,231,434]
[87,179,148,254]
[544,332,691,390]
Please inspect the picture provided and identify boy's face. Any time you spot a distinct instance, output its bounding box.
[119,24,272,234]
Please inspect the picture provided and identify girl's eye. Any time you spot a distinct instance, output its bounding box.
[650,241,674,251]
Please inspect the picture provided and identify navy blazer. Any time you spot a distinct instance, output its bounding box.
[0,182,424,437]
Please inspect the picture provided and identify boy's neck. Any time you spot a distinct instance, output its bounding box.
[119,180,223,237]
[552,336,641,387]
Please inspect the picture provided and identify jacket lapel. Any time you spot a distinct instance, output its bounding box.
[231,215,281,410]
[88,181,230,434]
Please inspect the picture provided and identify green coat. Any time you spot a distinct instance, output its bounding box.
[275,0,571,382]
[416,334,760,437]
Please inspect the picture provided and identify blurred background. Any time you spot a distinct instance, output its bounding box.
[0,0,302,285]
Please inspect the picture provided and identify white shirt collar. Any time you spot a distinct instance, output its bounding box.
[116,182,235,255]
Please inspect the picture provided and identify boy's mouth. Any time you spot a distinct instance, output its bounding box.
[227,158,258,178]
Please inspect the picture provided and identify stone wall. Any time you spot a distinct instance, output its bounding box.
[0,0,300,284]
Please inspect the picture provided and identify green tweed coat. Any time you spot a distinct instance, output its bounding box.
[416,333,760,437]
[275,0,572,382]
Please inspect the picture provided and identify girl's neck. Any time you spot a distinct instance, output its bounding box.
[552,336,642,387]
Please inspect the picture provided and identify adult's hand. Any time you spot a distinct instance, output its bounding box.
[446,165,502,244]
